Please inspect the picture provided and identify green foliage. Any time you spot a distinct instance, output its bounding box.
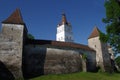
[99,31,109,43]
[97,66,103,73]
[103,0,120,22]
[101,0,120,53]
[82,54,87,60]
[15,78,24,80]
[31,72,120,80]
[27,33,34,39]
[98,68,103,73]
[115,56,120,68]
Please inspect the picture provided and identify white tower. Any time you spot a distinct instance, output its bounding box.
[56,13,74,42]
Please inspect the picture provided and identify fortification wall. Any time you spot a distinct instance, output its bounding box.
[0,23,96,80]
[0,24,24,79]
[23,44,96,79]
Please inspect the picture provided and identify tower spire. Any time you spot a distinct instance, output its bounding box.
[2,8,24,24]
[61,13,68,25]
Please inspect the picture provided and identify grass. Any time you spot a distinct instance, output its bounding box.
[30,72,120,80]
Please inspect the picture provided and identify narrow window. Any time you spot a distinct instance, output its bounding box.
[95,45,96,48]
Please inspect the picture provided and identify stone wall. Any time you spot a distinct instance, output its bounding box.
[0,23,97,80]
[101,43,112,72]
[0,23,96,80]
[0,24,25,79]
[23,44,96,79]
[88,36,112,72]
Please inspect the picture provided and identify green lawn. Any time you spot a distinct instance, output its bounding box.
[30,72,120,80]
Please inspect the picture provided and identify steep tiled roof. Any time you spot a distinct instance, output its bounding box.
[62,13,68,24]
[58,13,71,26]
[27,39,95,52]
[2,8,24,24]
[88,27,100,39]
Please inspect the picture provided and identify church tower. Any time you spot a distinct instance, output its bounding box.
[88,27,112,72]
[56,13,74,42]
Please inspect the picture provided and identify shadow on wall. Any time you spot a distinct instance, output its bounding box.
[86,54,97,72]
[22,45,46,79]
[0,61,15,80]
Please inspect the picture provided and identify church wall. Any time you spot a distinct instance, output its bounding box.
[56,20,74,42]
[64,25,74,42]
[23,44,96,79]
[56,32,65,41]
[56,25,65,41]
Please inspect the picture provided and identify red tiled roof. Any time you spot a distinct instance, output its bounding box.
[62,13,68,24]
[88,27,100,39]
[27,39,95,52]
[2,8,24,24]
[58,13,71,26]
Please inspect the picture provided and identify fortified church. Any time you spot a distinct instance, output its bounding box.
[0,9,114,79]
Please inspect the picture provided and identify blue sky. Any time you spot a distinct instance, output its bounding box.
[0,0,106,45]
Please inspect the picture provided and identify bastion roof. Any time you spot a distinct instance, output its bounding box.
[27,39,95,52]
[2,8,25,25]
[88,27,100,39]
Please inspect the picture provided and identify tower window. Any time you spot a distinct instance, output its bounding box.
[95,45,96,48]
[70,36,71,40]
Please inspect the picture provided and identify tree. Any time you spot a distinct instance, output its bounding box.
[100,0,120,53]
[115,56,120,71]
[27,33,34,39]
